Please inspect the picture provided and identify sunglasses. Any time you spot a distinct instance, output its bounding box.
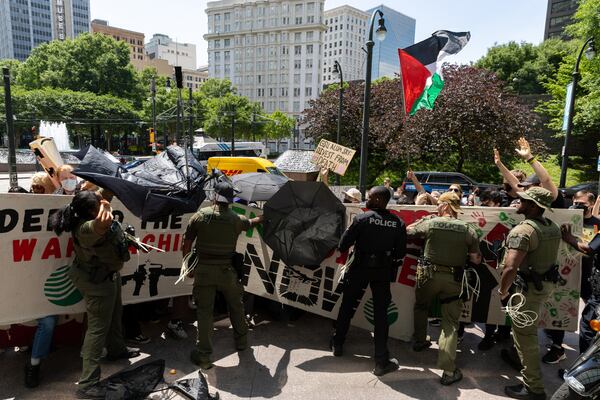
[448,188,461,193]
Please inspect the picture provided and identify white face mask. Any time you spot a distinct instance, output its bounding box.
[61,178,77,192]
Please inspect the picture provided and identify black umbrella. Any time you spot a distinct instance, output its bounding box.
[232,172,289,202]
[73,145,207,221]
[263,181,346,266]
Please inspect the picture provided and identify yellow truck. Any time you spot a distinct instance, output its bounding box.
[207,157,286,177]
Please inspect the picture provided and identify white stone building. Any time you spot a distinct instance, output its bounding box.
[322,5,369,86]
[204,0,326,120]
[146,33,197,70]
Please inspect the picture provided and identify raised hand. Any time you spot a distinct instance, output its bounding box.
[493,148,501,165]
[515,137,532,160]
[96,199,113,230]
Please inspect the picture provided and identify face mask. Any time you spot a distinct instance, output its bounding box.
[570,203,589,213]
[61,178,77,192]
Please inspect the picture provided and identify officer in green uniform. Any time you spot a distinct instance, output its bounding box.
[499,187,561,400]
[407,192,481,386]
[182,180,263,370]
[51,190,139,399]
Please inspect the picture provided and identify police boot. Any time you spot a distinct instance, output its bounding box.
[372,359,399,377]
[504,384,546,400]
[24,361,40,388]
[329,336,343,356]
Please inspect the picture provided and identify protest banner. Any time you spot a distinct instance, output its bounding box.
[311,139,356,176]
[0,194,583,345]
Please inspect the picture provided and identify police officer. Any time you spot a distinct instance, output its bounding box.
[408,191,481,386]
[182,180,263,370]
[331,186,407,377]
[498,187,561,400]
[51,190,139,399]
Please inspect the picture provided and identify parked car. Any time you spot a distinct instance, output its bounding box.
[560,182,599,199]
[401,171,499,200]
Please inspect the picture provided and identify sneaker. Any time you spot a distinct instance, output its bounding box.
[440,369,463,386]
[167,320,188,339]
[504,383,546,400]
[127,334,151,345]
[478,336,495,351]
[413,340,432,352]
[501,348,523,371]
[24,362,40,388]
[330,336,343,357]
[429,319,441,327]
[372,359,399,377]
[106,347,140,361]
[76,384,107,399]
[542,345,566,364]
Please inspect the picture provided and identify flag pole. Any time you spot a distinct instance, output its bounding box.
[396,52,409,170]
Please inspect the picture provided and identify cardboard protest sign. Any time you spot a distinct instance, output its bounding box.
[0,194,583,344]
[311,139,356,176]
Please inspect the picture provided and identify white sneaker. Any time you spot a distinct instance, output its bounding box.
[167,320,188,339]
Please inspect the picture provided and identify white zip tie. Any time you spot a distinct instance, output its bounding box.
[501,292,538,328]
[460,268,481,302]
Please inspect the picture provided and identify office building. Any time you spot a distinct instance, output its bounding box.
[0,0,90,61]
[322,5,369,85]
[146,33,197,70]
[91,19,145,62]
[183,68,209,91]
[204,0,326,118]
[366,5,415,80]
[544,0,578,40]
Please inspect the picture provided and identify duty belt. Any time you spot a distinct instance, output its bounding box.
[432,264,463,274]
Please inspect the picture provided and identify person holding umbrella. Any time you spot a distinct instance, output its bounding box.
[182,179,263,370]
[330,186,407,377]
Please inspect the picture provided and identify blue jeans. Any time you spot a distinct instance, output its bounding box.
[31,315,58,359]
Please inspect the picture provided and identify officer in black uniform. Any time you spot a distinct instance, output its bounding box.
[331,186,407,376]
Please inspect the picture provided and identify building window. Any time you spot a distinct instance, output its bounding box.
[305,59,313,68]
[305,87,312,96]
[293,87,301,97]
[306,44,313,54]
[294,45,301,55]
[294,60,301,70]
[294,32,302,42]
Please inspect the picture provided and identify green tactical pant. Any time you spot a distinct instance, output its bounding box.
[414,269,462,374]
[192,263,248,364]
[69,267,126,388]
[512,283,551,395]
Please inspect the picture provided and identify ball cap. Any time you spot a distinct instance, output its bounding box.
[214,181,236,203]
[517,186,554,211]
[517,174,541,188]
[438,192,463,213]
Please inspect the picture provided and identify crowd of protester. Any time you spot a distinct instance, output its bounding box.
[1,136,600,399]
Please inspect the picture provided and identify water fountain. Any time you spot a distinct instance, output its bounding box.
[38,121,72,151]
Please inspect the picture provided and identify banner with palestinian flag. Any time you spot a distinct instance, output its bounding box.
[398,30,471,116]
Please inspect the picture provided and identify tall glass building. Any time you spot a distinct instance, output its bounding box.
[366,4,415,79]
[0,0,90,61]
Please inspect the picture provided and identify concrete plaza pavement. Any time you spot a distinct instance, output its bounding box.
[0,307,575,400]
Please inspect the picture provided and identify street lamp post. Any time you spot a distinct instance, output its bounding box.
[150,77,157,152]
[2,68,18,190]
[165,77,172,147]
[332,61,344,186]
[559,37,596,188]
[224,109,236,156]
[358,9,387,199]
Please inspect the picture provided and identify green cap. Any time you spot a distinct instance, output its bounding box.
[517,186,554,211]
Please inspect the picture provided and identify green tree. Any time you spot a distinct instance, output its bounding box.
[18,33,143,105]
[203,93,255,141]
[264,110,295,152]
[537,0,600,179]
[475,39,573,94]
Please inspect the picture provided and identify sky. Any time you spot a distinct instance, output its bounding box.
[90,0,548,69]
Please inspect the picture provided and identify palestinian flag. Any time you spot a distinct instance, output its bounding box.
[398,30,471,116]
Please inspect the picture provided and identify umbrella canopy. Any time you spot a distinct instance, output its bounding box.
[73,145,207,221]
[232,172,289,202]
[263,181,345,266]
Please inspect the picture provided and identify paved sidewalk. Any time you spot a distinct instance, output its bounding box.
[0,310,575,400]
